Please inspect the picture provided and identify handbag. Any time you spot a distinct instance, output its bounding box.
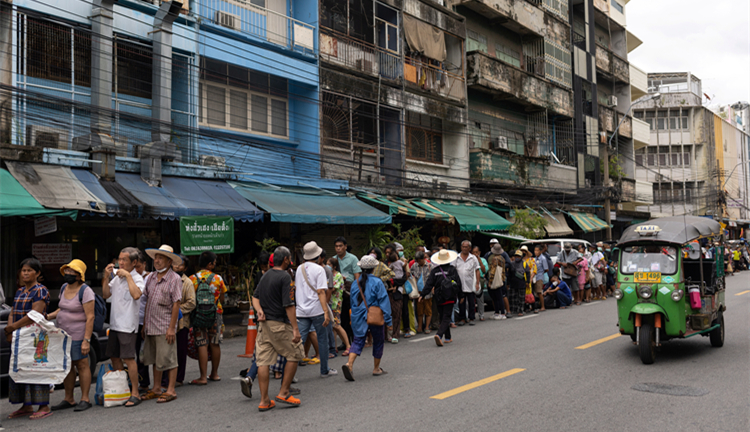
[358,280,385,326]
[10,310,71,386]
[406,276,420,299]
[525,293,536,304]
[490,265,504,289]
[103,369,131,407]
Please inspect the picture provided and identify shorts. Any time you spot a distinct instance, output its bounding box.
[533,280,544,295]
[416,297,433,316]
[142,334,178,371]
[106,330,138,359]
[594,272,604,287]
[255,320,304,367]
[565,277,581,292]
[71,340,87,362]
[194,313,224,348]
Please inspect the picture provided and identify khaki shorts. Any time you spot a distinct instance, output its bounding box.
[416,297,433,316]
[533,280,545,295]
[142,334,178,371]
[255,320,304,367]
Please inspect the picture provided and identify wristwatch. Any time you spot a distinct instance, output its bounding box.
[84,338,91,343]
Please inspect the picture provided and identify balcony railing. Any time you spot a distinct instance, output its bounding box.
[405,56,465,102]
[320,28,402,79]
[201,0,316,56]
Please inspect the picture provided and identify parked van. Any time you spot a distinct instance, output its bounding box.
[519,239,592,264]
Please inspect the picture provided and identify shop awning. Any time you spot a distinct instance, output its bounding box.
[71,169,139,217]
[413,200,512,232]
[115,173,187,219]
[230,183,391,225]
[161,177,263,222]
[0,169,77,219]
[6,162,106,213]
[487,232,528,242]
[357,193,455,223]
[569,212,610,233]
[543,213,574,237]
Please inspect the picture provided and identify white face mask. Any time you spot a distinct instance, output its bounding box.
[156,267,169,273]
[553,281,559,286]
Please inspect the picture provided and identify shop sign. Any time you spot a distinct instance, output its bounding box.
[179,216,234,255]
[34,217,57,237]
[32,243,72,264]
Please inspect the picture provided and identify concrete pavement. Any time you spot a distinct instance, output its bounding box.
[5,274,749,431]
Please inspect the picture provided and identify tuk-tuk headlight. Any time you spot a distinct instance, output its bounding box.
[671,289,684,302]
[614,289,624,300]
[638,285,653,299]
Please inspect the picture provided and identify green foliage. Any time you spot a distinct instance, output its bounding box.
[509,209,546,239]
[361,226,394,256]
[600,154,626,179]
[360,224,424,258]
[256,237,280,253]
[392,224,424,259]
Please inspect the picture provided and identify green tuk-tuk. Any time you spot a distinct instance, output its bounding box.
[615,216,726,364]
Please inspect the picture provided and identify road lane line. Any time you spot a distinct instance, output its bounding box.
[735,290,750,296]
[430,368,525,400]
[575,334,621,350]
[409,336,435,343]
[515,314,538,320]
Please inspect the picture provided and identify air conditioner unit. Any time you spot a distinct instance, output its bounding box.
[355,59,373,74]
[492,136,508,150]
[438,181,448,190]
[215,11,240,31]
[607,95,618,107]
[200,155,226,168]
[26,125,69,150]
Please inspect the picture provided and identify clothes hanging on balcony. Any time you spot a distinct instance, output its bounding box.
[403,15,446,62]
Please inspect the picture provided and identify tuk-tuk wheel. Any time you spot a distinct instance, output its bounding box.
[638,323,656,364]
[709,312,724,348]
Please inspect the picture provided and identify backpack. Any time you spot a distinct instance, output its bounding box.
[192,273,217,329]
[62,283,107,332]
[435,267,459,303]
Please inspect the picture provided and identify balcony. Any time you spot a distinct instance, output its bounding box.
[630,64,648,100]
[593,0,626,28]
[632,117,650,150]
[200,0,315,56]
[595,43,629,83]
[466,52,573,117]
[320,29,402,80]
[447,0,546,37]
[621,178,654,205]
[405,56,466,104]
[470,148,548,187]
[599,105,632,138]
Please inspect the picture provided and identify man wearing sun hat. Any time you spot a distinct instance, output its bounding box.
[419,249,461,346]
[140,245,182,403]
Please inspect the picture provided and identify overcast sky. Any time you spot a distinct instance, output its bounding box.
[627,0,750,108]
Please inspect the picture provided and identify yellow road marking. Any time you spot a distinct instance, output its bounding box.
[575,334,621,350]
[735,290,750,296]
[430,368,525,400]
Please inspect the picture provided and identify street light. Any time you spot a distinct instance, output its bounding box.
[608,92,662,149]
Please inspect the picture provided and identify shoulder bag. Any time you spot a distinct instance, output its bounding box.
[300,264,334,321]
[562,252,579,277]
[357,279,385,326]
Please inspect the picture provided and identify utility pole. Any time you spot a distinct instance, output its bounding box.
[603,142,612,240]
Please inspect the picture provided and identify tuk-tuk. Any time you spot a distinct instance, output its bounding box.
[615,216,726,364]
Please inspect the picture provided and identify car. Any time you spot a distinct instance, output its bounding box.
[519,238,592,264]
[0,307,110,398]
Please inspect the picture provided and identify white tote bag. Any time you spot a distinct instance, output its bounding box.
[10,310,71,385]
[103,370,131,407]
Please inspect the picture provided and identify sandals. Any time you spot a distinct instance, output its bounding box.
[424,329,431,334]
[156,393,177,404]
[51,400,76,411]
[434,335,443,347]
[125,396,142,407]
[189,379,207,386]
[342,364,355,382]
[8,409,34,419]
[372,368,388,376]
[390,338,399,344]
[258,401,276,412]
[30,411,53,420]
[208,376,221,382]
[306,358,320,365]
[328,353,337,359]
[341,350,350,356]
[275,394,301,407]
[140,390,162,401]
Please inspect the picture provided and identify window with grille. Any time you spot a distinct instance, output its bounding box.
[467,29,487,54]
[23,17,91,87]
[406,111,442,164]
[115,39,152,99]
[495,43,520,68]
[544,39,571,88]
[199,58,288,137]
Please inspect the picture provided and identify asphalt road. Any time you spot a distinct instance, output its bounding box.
[4,274,749,431]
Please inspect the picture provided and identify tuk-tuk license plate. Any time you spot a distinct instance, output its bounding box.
[635,272,661,283]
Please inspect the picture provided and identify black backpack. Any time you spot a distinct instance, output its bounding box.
[192,273,217,329]
[435,267,459,303]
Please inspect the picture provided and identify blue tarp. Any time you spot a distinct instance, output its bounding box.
[230,182,391,225]
[115,173,186,220]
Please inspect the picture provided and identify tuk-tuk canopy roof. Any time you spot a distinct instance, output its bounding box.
[618,216,722,246]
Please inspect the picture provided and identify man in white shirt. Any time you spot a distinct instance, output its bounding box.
[454,240,481,326]
[590,243,606,301]
[103,247,146,407]
[295,241,337,378]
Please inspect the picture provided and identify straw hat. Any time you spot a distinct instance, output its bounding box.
[358,255,379,270]
[303,241,323,261]
[60,259,87,279]
[514,250,524,257]
[520,245,531,256]
[145,244,182,266]
[431,249,458,265]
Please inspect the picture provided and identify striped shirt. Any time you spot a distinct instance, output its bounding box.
[143,269,182,336]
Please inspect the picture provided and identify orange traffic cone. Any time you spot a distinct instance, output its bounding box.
[238,308,258,358]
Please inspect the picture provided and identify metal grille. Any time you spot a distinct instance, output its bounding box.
[24,17,91,87]
[115,38,152,99]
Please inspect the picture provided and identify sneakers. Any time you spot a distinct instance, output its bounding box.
[321,368,338,378]
[240,377,253,399]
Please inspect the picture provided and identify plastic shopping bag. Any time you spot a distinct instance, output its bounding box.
[9,310,71,385]
[103,370,131,407]
[95,363,114,406]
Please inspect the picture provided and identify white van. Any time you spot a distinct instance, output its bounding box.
[519,239,592,264]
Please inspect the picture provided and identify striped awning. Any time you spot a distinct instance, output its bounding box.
[570,212,610,232]
[357,194,455,223]
[542,213,574,237]
[413,200,512,232]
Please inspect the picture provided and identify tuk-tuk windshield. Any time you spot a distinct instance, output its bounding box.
[620,245,678,275]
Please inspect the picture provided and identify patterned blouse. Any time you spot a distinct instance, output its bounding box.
[331,272,344,312]
[12,283,50,323]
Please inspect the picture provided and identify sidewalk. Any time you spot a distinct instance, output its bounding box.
[223,323,246,339]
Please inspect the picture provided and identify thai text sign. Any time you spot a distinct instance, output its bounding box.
[179,216,234,255]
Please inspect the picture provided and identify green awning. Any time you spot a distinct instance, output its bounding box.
[0,169,77,219]
[487,232,528,242]
[413,200,512,232]
[357,193,455,223]
[570,212,610,232]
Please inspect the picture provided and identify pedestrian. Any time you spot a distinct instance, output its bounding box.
[189,251,227,385]
[521,246,536,315]
[576,244,590,306]
[456,241,481,326]
[6,258,52,420]
[410,251,433,333]
[420,249,461,346]
[295,242,337,378]
[507,250,528,317]
[483,238,499,260]
[48,259,95,412]
[487,244,508,319]
[170,254,196,387]
[140,245,182,404]
[590,244,606,300]
[101,247,146,407]
[251,246,303,410]
[533,245,548,313]
[394,243,417,337]
[327,257,351,356]
[342,255,392,381]
[556,243,582,305]
[135,249,151,392]
[367,247,396,342]
[472,246,488,321]
[318,250,338,360]
[386,250,406,342]
[543,270,573,309]
[334,237,361,344]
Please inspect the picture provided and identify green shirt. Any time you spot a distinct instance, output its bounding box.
[337,252,361,283]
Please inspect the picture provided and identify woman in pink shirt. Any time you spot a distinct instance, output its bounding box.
[575,245,589,306]
[47,259,95,412]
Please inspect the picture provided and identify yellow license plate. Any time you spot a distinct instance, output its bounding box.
[635,272,661,283]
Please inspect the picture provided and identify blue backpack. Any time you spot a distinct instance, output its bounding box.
[62,283,107,332]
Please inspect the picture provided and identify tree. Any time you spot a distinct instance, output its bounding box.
[509,209,546,239]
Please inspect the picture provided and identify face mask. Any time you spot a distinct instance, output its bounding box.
[175,270,184,277]
[398,251,404,258]
[598,247,603,251]
[63,274,78,285]
[156,267,168,273]
[553,281,559,287]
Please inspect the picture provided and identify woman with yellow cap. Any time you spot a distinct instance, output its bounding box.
[47,259,95,412]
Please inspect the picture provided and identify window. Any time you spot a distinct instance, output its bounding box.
[495,43,521,68]
[199,58,288,137]
[467,29,487,54]
[610,0,624,13]
[635,154,643,166]
[544,39,572,88]
[115,39,152,99]
[24,17,91,87]
[406,111,443,164]
[376,3,399,53]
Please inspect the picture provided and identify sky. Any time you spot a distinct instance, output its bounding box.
[627,0,750,108]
